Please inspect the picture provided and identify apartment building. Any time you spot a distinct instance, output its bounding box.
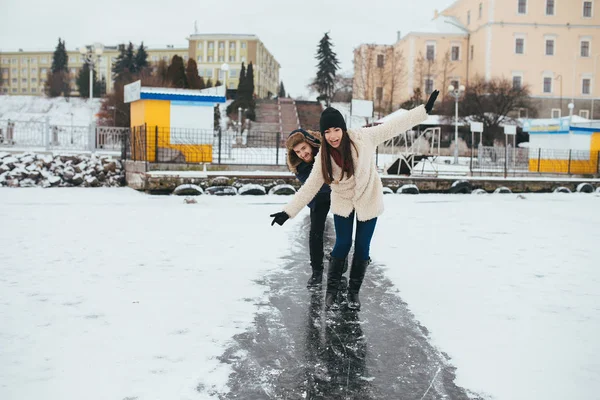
[187,33,280,98]
[1,33,280,99]
[354,0,600,119]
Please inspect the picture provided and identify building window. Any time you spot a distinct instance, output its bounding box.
[22,88,27,93]
[580,110,590,118]
[470,45,474,60]
[518,0,527,14]
[208,42,214,49]
[377,54,384,68]
[11,68,16,74]
[197,56,203,63]
[241,42,247,49]
[425,78,434,95]
[218,56,224,62]
[515,38,525,54]
[546,39,554,55]
[198,42,203,49]
[229,56,235,62]
[31,88,37,93]
[426,44,435,60]
[582,78,591,94]
[241,56,246,62]
[229,69,238,78]
[376,87,383,100]
[11,59,17,64]
[479,3,483,18]
[41,57,48,64]
[229,42,236,49]
[30,58,37,64]
[581,41,590,57]
[31,68,37,74]
[546,0,555,15]
[11,78,17,83]
[12,88,17,93]
[21,68,27,74]
[543,77,552,93]
[219,42,225,49]
[208,56,214,62]
[467,10,471,24]
[583,1,593,17]
[152,56,158,61]
[21,78,27,83]
[551,109,561,118]
[513,75,522,89]
[205,69,213,77]
[31,78,37,83]
[41,68,47,74]
[451,46,460,61]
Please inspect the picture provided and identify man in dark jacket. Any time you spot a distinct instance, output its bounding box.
[286,129,332,288]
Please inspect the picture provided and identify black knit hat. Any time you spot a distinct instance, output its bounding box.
[320,107,347,134]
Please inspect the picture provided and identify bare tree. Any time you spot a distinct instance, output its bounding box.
[331,71,353,102]
[441,76,534,145]
[385,46,405,113]
[352,44,376,100]
[439,49,456,101]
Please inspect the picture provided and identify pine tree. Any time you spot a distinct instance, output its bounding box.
[124,42,137,74]
[245,62,255,99]
[167,55,188,88]
[112,44,127,82]
[46,38,70,97]
[215,80,222,87]
[186,59,204,89]
[238,62,246,93]
[75,62,101,98]
[278,81,286,98]
[311,32,340,105]
[134,42,149,75]
[205,78,213,88]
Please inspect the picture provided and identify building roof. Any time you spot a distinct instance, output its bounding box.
[405,15,468,37]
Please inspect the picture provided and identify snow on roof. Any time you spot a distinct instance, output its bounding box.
[406,15,468,36]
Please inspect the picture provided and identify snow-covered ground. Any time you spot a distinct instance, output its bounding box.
[0,95,101,126]
[1,188,599,400]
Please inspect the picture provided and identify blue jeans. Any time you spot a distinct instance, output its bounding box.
[330,211,377,261]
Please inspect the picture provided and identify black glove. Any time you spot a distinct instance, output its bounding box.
[270,211,289,226]
[425,90,439,114]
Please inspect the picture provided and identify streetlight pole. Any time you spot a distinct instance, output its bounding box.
[592,54,599,120]
[79,43,104,100]
[447,84,466,164]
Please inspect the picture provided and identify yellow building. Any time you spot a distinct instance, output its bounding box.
[1,33,280,99]
[354,0,600,119]
[186,33,281,98]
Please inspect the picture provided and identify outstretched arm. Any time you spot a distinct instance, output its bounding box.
[271,156,326,225]
[360,90,439,146]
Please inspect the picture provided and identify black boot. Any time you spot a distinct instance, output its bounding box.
[347,258,370,311]
[306,268,323,288]
[325,256,346,310]
[307,231,325,288]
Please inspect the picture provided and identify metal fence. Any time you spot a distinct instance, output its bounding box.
[0,119,127,152]
[128,125,288,165]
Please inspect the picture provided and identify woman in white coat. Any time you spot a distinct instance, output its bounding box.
[271,90,439,310]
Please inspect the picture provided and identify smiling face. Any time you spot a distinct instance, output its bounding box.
[324,127,343,148]
[292,142,314,163]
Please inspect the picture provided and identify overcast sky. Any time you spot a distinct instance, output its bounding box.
[0,0,454,98]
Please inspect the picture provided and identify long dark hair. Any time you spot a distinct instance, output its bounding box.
[320,130,356,184]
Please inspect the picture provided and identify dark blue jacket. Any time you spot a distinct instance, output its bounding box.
[296,159,331,209]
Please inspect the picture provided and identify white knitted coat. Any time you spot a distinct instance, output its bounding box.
[282,105,428,222]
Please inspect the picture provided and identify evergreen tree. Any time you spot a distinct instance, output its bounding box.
[215,80,222,87]
[167,55,188,88]
[205,78,213,88]
[214,104,221,133]
[46,38,70,97]
[75,62,101,98]
[134,42,149,74]
[112,44,127,82]
[124,42,137,74]
[311,32,340,105]
[278,81,286,98]
[245,62,255,99]
[186,59,204,89]
[238,62,246,93]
